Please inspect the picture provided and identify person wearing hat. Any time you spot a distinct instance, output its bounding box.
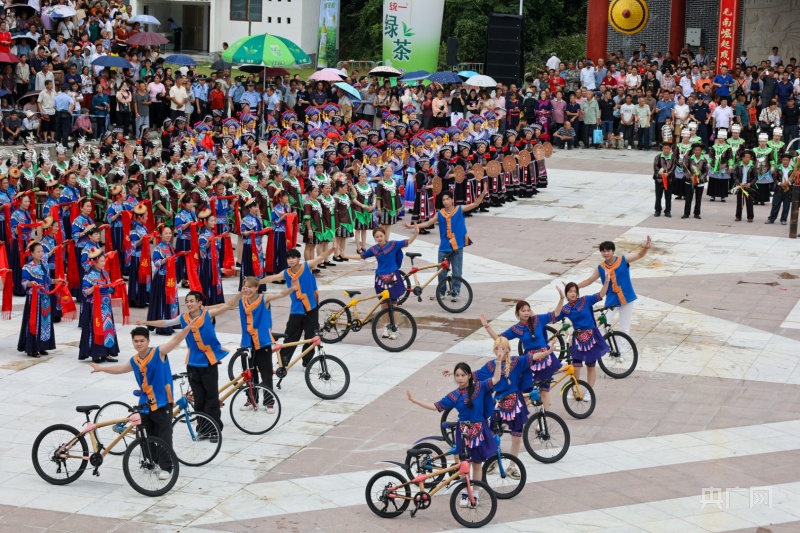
[727,124,746,167]
[174,194,197,288]
[732,149,758,222]
[767,152,794,225]
[79,224,103,275]
[78,248,121,363]
[681,143,708,219]
[105,185,128,258]
[38,216,64,322]
[672,129,694,200]
[127,204,151,308]
[240,198,270,291]
[653,142,676,217]
[17,240,61,358]
[10,193,35,296]
[196,209,226,306]
[707,129,733,202]
[753,132,775,206]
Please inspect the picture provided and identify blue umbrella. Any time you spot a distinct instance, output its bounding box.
[165,54,198,67]
[334,81,361,101]
[129,14,161,25]
[400,70,430,82]
[427,71,462,84]
[91,55,133,69]
[457,70,479,79]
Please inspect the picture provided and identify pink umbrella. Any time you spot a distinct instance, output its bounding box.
[0,52,20,63]
[308,70,346,82]
[128,32,169,47]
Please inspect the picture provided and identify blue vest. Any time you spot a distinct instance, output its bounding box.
[437,206,470,253]
[181,309,228,367]
[239,295,272,350]
[598,256,637,307]
[284,262,319,314]
[130,347,173,413]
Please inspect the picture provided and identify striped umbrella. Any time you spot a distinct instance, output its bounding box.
[221,33,311,67]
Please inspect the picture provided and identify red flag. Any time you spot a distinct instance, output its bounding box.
[0,267,11,320]
[286,212,299,249]
[138,233,153,285]
[120,211,133,264]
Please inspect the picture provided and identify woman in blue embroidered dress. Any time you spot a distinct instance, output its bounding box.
[10,193,34,296]
[79,249,120,362]
[558,275,611,391]
[407,356,502,507]
[127,204,150,308]
[18,242,57,358]
[198,209,225,306]
[146,225,179,336]
[480,287,565,410]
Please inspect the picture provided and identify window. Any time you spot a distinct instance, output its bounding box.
[287,17,291,24]
[277,17,281,23]
[231,0,262,21]
[267,16,272,22]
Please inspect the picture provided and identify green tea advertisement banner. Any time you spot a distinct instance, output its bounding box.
[382,0,445,73]
[317,0,341,69]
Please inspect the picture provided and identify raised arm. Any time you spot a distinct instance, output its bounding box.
[464,183,488,212]
[263,284,296,303]
[207,292,243,318]
[159,318,197,355]
[406,390,438,411]
[89,359,133,375]
[598,269,612,299]
[553,285,565,316]
[479,313,501,341]
[576,268,600,289]
[136,316,182,328]
[489,352,503,386]
[626,235,651,263]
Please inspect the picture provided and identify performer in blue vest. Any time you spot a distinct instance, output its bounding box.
[576,236,651,336]
[89,323,196,478]
[137,291,239,434]
[236,276,294,411]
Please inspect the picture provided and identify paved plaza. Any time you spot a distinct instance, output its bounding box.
[2,147,800,532]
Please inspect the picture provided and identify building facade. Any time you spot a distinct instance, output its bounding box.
[127,0,320,56]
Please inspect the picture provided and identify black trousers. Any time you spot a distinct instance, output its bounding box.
[55,113,71,147]
[655,180,671,214]
[187,364,223,431]
[684,183,703,216]
[769,189,792,222]
[735,187,755,220]
[240,345,274,392]
[280,308,319,367]
[141,404,174,471]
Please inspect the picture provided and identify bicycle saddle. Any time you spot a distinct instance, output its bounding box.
[272,332,286,340]
[171,373,188,380]
[441,421,458,429]
[406,448,434,457]
[405,252,422,259]
[344,290,361,298]
[75,405,101,414]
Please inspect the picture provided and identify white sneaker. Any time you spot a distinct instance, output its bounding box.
[450,294,459,303]
[158,470,171,481]
[381,325,391,338]
[627,145,631,150]
[459,492,469,508]
[388,331,398,340]
[266,404,275,414]
[240,401,258,411]
[471,491,480,507]
[569,389,591,401]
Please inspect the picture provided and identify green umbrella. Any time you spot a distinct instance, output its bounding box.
[221,33,311,67]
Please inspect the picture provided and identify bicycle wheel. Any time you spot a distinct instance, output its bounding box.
[229,383,282,435]
[435,276,473,313]
[449,479,497,528]
[93,401,134,456]
[32,424,88,485]
[122,436,179,497]
[305,354,350,400]
[523,411,570,463]
[394,270,414,305]
[404,442,447,489]
[482,452,527,499]
[365,470,411,518]
[561,379,596,419]
[171,411,222,467]
[227,348,250,381]
[372,306,417,352]
[440,407,459,446]
[599,331,638,379]
[317,298,351,344]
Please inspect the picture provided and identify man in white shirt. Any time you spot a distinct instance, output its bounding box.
[92,46,107,77]
[619,94,636,149]
[34,62,54,91]
[169,76,188,121]
[712,98,734,132]
[580,60,597,90]
[768,47,782,66]
[546,53,561,72]
[678,69,693,97]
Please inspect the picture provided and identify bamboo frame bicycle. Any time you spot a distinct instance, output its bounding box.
[32,402,180,497]
[396,252,474,313]
[226,334,350,400]
[317,288,417,352]
[365,424,498,528]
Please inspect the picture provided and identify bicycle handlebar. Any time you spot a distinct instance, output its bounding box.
[594,305,619,313]
[171,373,188,381]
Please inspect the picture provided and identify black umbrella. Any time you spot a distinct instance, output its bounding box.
[17,90,40,104]
[210,59,234,71]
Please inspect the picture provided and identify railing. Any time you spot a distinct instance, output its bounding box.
[336,60,378,76]
[456,62,484,74]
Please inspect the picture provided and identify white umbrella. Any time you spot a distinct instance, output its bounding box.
[369,65,402,77]
[45,5,76,18]
[129,14,161,25]
[464,74,497,88]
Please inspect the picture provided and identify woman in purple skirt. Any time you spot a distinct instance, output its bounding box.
[558,275,611,390]
[407,354,502,507]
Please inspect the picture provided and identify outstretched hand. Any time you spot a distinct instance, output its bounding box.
[480,313,489,327]
[644,235,652,250]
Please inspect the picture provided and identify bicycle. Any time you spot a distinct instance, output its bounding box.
[365,423,498,528]
[32,402,180,497]
[405,415,527,499]
[226,334,350,400]
[317,289,417,352]
[94,381,222,467]
[521,384,571,463]
[523,306,638,378]
[395,252,473,313]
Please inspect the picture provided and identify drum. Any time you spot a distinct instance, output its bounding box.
[123,142,136,160]
[543,142,553,158]
[471,164,484,179]
[532,144,545,161]
[502,155,517,172]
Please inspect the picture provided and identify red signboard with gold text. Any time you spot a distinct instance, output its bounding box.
[717,0,740,69]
